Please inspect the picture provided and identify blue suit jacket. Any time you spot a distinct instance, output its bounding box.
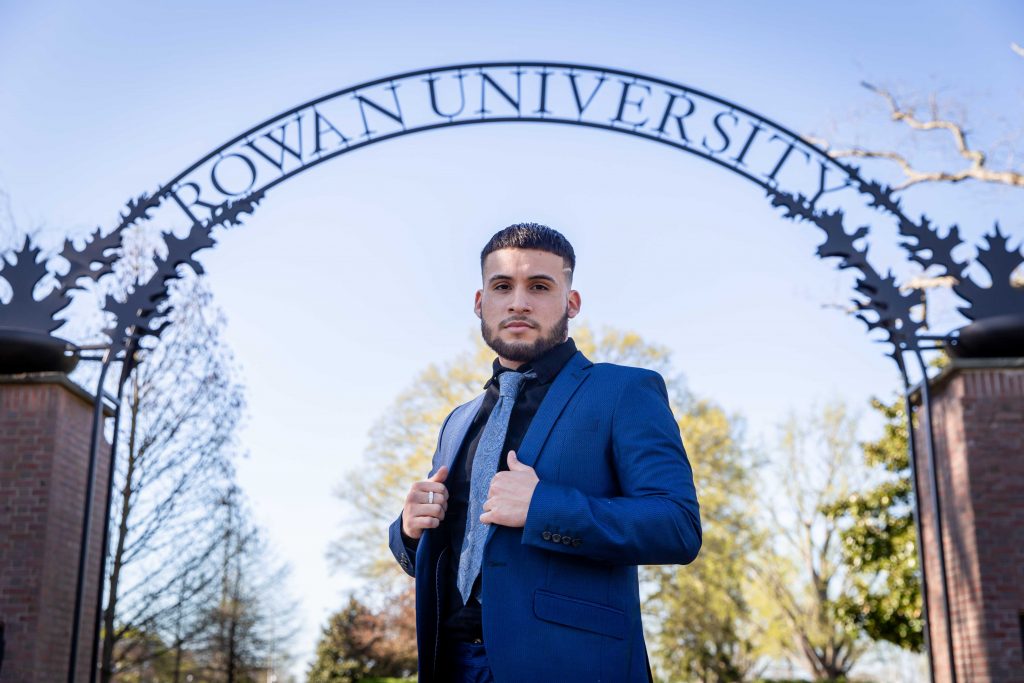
[388,350,701,682]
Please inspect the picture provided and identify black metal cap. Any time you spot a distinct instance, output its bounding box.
[948,313,1024,359]
[0,328,80,374]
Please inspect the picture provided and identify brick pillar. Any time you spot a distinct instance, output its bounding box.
[0,373,112,683]
[912,358,1024,683]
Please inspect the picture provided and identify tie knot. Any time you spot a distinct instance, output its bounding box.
[497,370,533,399]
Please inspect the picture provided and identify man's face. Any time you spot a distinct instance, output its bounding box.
[475,248,581,367]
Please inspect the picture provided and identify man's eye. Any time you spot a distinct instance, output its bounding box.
[493,283,510,290]
[531,284,549,290]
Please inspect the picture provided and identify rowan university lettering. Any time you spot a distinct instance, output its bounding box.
[55,61,1020,378]
[157,63,853,231]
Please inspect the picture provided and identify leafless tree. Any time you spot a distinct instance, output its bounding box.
[187,487,301,683]
[805,42,1024,191]
[99,270,247,682]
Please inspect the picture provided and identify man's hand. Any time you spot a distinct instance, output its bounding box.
[480,451,539,528]
[401,466,449,540]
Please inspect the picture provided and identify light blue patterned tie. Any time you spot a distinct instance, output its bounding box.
[457,369,532,604]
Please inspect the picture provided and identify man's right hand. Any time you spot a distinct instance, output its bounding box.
[401,466,450,540]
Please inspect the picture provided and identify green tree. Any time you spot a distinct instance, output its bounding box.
[643,397,762,682]
[307,596,372,683]
[822,396,923,652]
[307,590,416,683]
[106,625,179,683]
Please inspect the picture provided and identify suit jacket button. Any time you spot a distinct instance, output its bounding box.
[562,536,572,545]
[542,531,552,541]
[551,533,562,543]
[572,539,582,547]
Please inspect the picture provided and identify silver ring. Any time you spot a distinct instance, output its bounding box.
[427,491,434,505]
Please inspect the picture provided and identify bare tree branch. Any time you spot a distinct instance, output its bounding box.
[803,53,1024,191]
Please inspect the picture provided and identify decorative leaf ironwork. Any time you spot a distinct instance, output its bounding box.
[208,189,266,229]
[767,188,921,374]
[103,225,218,352]
[896,215,965,277]
[102,189,264,354]
[0,182,264,346]
[847,162,1024,323]
[58,226,124,288]
[953,224,1024,321]
[0,237,67,333]
[117,191,164,231]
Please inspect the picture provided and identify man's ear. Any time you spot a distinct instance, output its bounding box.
[567,290,581,319]
[474,289,483,319]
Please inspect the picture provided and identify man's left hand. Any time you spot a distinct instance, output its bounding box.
[480,450,538,528]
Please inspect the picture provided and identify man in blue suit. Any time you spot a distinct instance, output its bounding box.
[389,223,701,682]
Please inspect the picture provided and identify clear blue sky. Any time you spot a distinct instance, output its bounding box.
[2,0,1022,674]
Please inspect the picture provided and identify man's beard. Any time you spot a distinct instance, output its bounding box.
[481,311,569,363]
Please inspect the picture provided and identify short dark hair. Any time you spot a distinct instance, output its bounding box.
[480,222,576,281]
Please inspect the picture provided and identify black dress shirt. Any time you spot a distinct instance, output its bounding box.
[403,337,578,642]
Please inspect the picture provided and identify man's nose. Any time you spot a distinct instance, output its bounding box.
[508,288,532,312]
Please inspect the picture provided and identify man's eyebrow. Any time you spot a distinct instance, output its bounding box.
[487,273,558,284]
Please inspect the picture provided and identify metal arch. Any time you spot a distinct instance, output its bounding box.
[4,61,1020,362]
[84,61,953,374]
[132,60,959,286]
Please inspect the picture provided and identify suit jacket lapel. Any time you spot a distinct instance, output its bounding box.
[432,393,485,476]
[516,351,592,469]
[485,351,592,545]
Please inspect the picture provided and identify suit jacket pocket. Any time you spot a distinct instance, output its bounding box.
[533,589,626,639]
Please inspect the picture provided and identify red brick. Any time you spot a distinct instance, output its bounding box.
[912,361,1024,683]
[0,376,111,683]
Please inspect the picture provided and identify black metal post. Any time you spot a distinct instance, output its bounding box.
[88,355,131,683]
[68,350,113,683]
[912,348,958,683]
[898,356,935,683]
